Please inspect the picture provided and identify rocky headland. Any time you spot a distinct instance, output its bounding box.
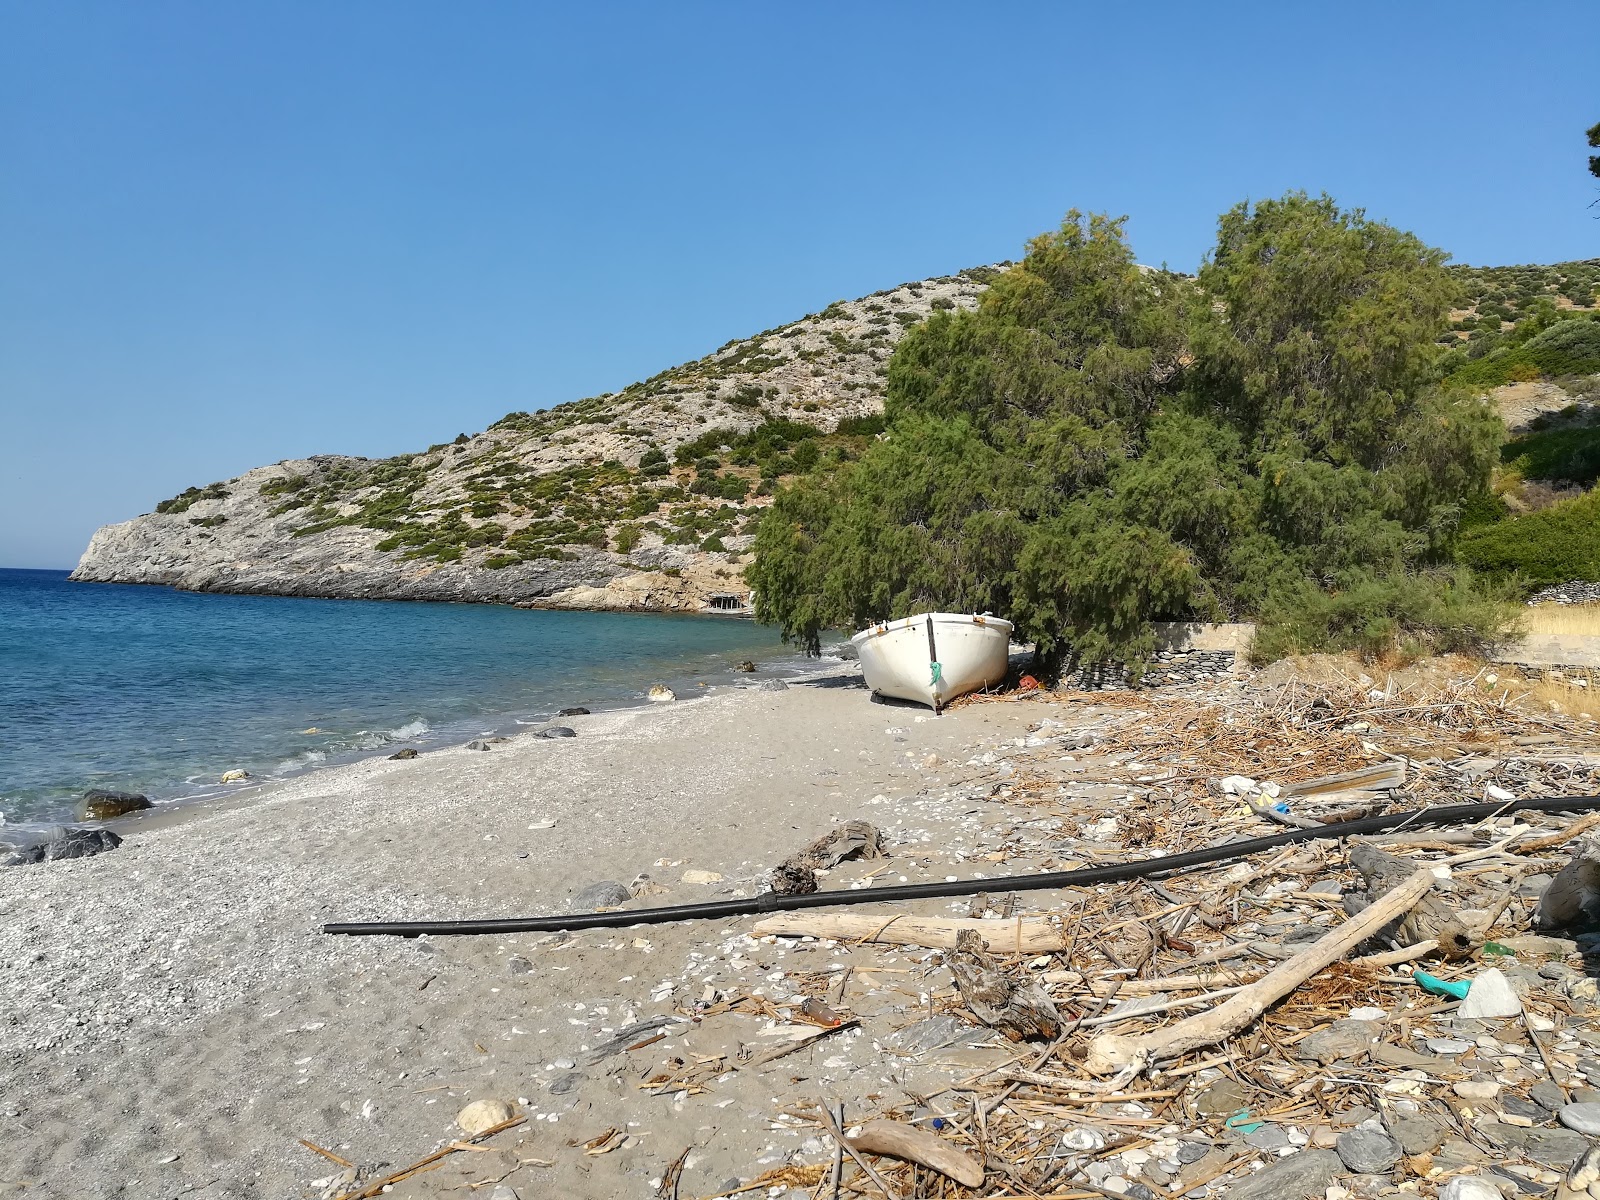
[70,269,996,611]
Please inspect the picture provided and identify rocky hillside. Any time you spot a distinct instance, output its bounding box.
[71,268,997,610]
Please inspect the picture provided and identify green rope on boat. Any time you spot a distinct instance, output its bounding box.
[929,661,943,686]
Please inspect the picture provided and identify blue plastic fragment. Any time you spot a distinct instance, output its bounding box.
[931,1117,947,1131]
[1414,971,1471,1000]
[1224,1108,1264,1134]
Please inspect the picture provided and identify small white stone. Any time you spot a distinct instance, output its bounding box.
[457,1098,516,1135]
[1349,1006,1386,1021]
[1453,1080,1501,1100]
[1439,1178,1504,1200]
[1459,968,1522,1019]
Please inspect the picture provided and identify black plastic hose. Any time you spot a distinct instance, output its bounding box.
[322,794,1600,938]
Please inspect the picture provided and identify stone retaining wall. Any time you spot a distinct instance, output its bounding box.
[1059,623,1257,691]
[1063,647,1241,691]
[1528,582,1600,605]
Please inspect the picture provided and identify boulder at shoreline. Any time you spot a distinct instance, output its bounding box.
[77,790,152,821]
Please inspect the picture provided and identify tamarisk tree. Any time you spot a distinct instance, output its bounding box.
[749,196,1509,671]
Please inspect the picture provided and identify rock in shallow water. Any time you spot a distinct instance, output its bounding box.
[647,684,676,702]
[77,790,151,820]
[557,707,589,716]
[2,826,123,866]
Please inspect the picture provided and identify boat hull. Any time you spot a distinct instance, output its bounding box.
[851,613,1013,711]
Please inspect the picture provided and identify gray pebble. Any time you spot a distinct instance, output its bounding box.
[1336,1124,1402,1174]
[1386,1112,1446,1155]
[1244,1125,1291,1150]
[1531,1082,1567,1111]
[568,880,632,911]
[505,956,532,975]
[547,1071,583,1095]
[1499,1094,1546,1121]
[1559,1102,1600,1135]
[1226,1150,1342,1200]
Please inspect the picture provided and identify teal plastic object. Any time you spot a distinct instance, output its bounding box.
[1414,971,1471,1000]
[929,661,943,686]
[1225,1109,1264,1134]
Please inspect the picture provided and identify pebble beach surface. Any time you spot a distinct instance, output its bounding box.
[0,669,1055,1198]
[7,660,1600,1200]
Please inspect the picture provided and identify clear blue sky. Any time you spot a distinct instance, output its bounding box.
[3,2,1597,568]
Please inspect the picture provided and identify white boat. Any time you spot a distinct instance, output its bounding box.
[851,612,1013,712]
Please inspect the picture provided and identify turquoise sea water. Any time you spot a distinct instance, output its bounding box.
[0,568,791,826]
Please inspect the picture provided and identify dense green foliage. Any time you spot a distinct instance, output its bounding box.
[1502,425,1600,488]
[750,196,1512,669]
[1456,490,1600,585]
[1443,310,1600,387]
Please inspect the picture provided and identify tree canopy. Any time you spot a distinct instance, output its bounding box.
[748,195,1510,670]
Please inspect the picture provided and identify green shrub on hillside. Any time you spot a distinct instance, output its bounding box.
[1455,490,1600,584]
[835,413,886,437]
[156,481,230,514]
[259,475,308,497]
[1503,426,1600,486]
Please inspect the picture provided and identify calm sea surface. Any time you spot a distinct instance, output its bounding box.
[0,569,792,826]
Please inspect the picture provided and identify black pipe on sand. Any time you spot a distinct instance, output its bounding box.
[323,795,1600,938]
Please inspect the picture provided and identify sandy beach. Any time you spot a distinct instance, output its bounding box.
[0,667,1072,1199]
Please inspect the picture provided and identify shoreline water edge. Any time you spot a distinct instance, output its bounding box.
[0,568,831,836]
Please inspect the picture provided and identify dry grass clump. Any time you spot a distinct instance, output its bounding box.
[1522,603,1600,637]
[1508,668,1599,721]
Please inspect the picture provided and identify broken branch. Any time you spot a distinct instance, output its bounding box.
[1083,867,1435,1078]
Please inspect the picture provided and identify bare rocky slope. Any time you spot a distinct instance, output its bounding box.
[71,268,998,610]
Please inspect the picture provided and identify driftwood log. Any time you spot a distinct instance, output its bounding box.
[845,1120,985,1188]
[769,821,883,896]
[1345,844,1482,960]
[1084,867,1435,1078]
[752,912,1070,952]
[948,928,1062,1041]
[1535,831,1600,931]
